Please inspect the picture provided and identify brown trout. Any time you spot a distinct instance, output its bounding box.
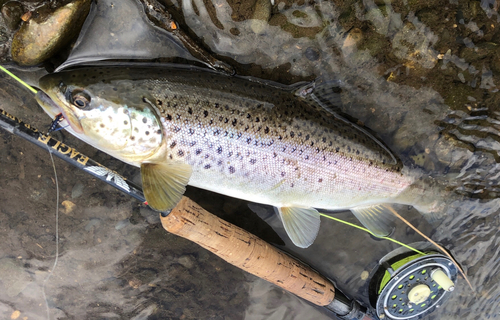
[35,66,442,248]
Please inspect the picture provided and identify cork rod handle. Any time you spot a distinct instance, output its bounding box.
[160,196,336,306]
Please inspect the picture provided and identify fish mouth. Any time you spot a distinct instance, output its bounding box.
[35,89,84,134]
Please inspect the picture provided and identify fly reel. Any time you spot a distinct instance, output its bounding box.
[369,244,458,320]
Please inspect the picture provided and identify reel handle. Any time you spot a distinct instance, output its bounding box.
[160,196,336,306]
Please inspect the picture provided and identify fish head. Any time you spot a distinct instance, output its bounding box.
[36,69,164,165]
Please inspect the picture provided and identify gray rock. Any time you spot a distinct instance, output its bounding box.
[1,1,23,31]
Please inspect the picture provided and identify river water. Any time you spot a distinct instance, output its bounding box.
[0,0,499,319]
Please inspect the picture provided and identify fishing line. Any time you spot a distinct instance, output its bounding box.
[41,144,60,320]
[0,65,59,319]
[319,213,425,256]
[383,205,474,291]
[0,65,37,94]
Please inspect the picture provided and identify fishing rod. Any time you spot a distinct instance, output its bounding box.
[0,106,376,319]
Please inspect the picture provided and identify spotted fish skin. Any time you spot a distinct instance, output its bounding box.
[36,66,437,247]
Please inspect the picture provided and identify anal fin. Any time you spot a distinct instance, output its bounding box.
[277,206,321,248]
[141,161,192,212]
[350,204,395,237]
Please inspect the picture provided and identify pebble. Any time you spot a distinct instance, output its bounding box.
[0,258,31,297]
[1,1,23,31]
[71,182,85,199]
[11,0,91,65]
[84,218,101,231]
[115,218,131,230]
[177,255,195,269]
[304,47,320,61]
[250,0,271,34]
[61,200,76,214]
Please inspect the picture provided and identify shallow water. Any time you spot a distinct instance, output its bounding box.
[1,0,500,319]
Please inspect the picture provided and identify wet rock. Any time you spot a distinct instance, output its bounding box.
[304,47,319,61]
[0,258,31,297]
[140,206,160,224]
[11,0,91,66]
[177,255,195,269]
[250,0,271,34]
[0,26,8,43]
[85,218,101,231]
[1,1,23,31]
[115,218,131,230]
[71,181,84,199]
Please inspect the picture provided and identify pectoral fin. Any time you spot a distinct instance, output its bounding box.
[277,206,320,248]
[350,204,395,237]
[141,161,192,212]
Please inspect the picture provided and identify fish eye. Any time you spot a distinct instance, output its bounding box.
[71,90,91,109]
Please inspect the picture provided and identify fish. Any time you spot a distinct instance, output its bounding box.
[35,66,444,248]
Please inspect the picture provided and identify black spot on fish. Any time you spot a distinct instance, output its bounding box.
[246,113,251,119]
[305,134,310,140]
[134,128,139,133]
[196,149,202,155]
[255,117,260,122]
[188,108,193,115]
[250,159,256,164]
[281,172,286,177]
[142,117,148,124]
[156,129,161,135]
[215,103,220,108]
[217,146,223,154]
[290,131,295,138]
[229,166,235,174]
[228,151,233,157]
[124,120,128,125]
[189,141,196,147]
[204,164,211,169]
[166,114,172,121]
[264,127,269,134]
[178,150,184,157]
[318,178,323,183]
[203,110,208,117]
[130,136,135,141]
[100,123,105,128]
[232,119,237,126]
[217,160,222,166]
[170,141,177,148]
[335,147,340,152]
[145,131,150,135]
[157,100,162,106]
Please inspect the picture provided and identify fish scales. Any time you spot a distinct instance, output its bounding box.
[141,72,409,209]
[36,66,440,247]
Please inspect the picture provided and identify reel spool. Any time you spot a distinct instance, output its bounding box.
[369,244,458,320]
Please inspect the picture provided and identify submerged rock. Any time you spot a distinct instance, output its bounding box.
[1,1,24,31]
[11,0,91,66]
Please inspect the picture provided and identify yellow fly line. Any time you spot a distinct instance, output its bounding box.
[319,213,426,256]
[0,65,38,94]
